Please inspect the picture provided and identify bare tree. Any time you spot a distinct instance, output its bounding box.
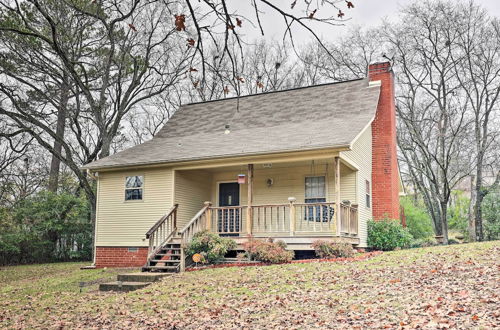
[386,1,477,243]
[449,2,500,241]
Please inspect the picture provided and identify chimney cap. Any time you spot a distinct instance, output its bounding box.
[368,61,391,70]
[368,61,392,77]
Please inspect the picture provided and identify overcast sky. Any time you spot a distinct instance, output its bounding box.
[231,0,500,44]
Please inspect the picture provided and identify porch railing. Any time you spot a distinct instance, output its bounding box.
[339,203,358,235]
[203,201,358,236]
[145,204,178,259]
[294,202,336,233]
[179,202,211,246]
[209,205,248,235]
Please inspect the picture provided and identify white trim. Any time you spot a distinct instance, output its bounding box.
[349,118,374,150]
[215,180,241,207]
[172,169,177,205]
[124,174,145,202]
[92,175,100,265]
[304,175,328,202]
[339,155,359,171]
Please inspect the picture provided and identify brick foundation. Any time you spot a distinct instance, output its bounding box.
[95,247,148,268]
[369,62,400,220]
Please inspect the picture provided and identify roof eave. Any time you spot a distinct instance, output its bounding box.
[81,144,351,172]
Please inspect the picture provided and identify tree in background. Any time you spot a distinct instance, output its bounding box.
[449,2,500,241]
[400,196,434,240]
[482,186,500,241]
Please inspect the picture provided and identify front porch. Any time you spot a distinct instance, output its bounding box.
[144,156,361,270]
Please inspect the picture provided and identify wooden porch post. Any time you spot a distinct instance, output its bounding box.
[289,197,296,236]
[246,164,254,235]
[335,157,341,236]
[204,201,212,232]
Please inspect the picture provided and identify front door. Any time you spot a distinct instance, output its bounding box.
[218,182,240,234]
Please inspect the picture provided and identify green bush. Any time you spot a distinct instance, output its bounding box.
[243,239,294,263]
[400,196,434,239]
[0,191,92,265]
[483,187,500,241]
[186,230,236,263]
[311,240,355,258]
[448,191,469,238]
[368,219,413,251]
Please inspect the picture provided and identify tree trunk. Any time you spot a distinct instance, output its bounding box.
[468,175,477,242]
[48,72,70,192]
[84,184,97,264]
[440,201,449,244]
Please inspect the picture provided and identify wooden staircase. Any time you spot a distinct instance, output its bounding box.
[141,202,211,274]
[142,243,182,272]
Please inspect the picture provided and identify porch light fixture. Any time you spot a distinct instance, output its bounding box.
[266,178,273,187]
[238,174,246,184]
[224,124,231,135]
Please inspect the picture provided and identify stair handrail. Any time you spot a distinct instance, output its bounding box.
[146,204,178,259]
[179,203,211,246]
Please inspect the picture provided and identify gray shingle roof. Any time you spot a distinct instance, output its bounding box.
[83,78,380,170]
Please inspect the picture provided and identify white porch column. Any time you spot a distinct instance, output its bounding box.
[335,157,341,236]
[246,164,254,235]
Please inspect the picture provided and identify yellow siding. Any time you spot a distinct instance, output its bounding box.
[174,170,212,228]
[340,125,373,247]
[95,167,173,247]
[340,163,356,203]
[210,164,338,206]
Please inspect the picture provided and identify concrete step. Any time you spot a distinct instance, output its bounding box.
[99,281,151,292]
[117,272,171,282]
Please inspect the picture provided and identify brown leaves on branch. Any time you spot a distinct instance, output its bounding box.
[338,10,345,18]
[308,9,317,19]
[187,38,195,47]
[236,18,243,27]
[128,23,136,32]
[223,86,230,95]
[174,14,186,31]
[187,67,198,73]
[346,1,354,9]
[236,76,244,83]
[256,81,264,89]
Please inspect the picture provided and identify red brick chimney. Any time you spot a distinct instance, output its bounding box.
[368,62,400,220]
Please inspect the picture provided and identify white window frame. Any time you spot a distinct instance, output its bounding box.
[304,175,327,202]
[365,179,371,208]
[124,175,144,201]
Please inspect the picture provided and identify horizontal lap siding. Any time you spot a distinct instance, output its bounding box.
[340,126,373,247]
[340,164,356,203]
[96,167,173,247]
[211,165,337,206]
[174,170,212,229]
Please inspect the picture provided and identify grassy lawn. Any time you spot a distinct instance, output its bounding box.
[1,242,499,329]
